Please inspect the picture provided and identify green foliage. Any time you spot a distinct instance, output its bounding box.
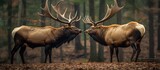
[0,19,4,27]
[105,0,114,5]
[27,0,41,19]
[70,0,84,4]
[126,0,147,10]
[0,0,6,6]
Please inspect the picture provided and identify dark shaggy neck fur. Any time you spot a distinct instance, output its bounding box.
[51,28,78,48]
[89,29,107,45]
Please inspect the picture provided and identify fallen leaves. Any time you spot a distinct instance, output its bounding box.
[0,62,160,70]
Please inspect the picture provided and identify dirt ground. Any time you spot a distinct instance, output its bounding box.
[0,62,160,70]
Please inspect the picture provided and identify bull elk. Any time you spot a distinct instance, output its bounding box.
[11,0,81,64]
[82,0,145,62]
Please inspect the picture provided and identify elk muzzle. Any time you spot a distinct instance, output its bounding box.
[78,29,82,33]
[85,29,91,33]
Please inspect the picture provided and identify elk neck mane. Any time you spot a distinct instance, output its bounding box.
[92,26,109,45]
[50,26,78,48]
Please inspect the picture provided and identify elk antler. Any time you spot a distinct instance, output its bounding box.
[51,2,81,25]
[83,0,124,26]
[82,16,94,26]
[38,0,81,26]
[95,0,124,25]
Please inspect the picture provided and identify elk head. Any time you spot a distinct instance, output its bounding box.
[82,0,124,45]
[39,0,82,41]
[83,0,123,36]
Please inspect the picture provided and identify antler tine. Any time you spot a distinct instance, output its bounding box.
[82,17,88,23]
[51,1,68,20]
[60,8,69,21]
[70,11,78,22]
[113,0,118,7]
[82,16,94,26]
[110,0,124,16]
[97,5,111,23]
[51,0,72,24]
[82,17,87,23]
[68,12,72,22]
[39,0,81,25]
[51,3,77,24]
[73,11,78,19]
[76,16,81,21]
[52,2,81,24]
[38,0,70,24]
[85,16,94,24]
[38,0,56,19]
[88,16,94,24]
[95,0,124,25]
[70,15,81,24]
[87,16,92,23]
[68,10,82,24]
[70,11,81,23]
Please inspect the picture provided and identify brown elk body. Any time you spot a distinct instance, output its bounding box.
[83,0,145,62]
[11,0,81,64]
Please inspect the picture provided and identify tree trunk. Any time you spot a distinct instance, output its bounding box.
[97,0,105,62]
[132,0,136,20]
[60,47,64,61]
[157,0,160,51]
[40,0,46,63]
[116,0,124,62]
[148,0,155,58]
[17,0,22,26]
[7,0,12,63]
[74,3,83,52]
[83,0,87,58]
[22,0,26,25]
[17,0,26,26]
[89,0,97,62]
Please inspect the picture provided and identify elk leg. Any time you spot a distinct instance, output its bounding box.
[135,43,141,62]
[48,48,52,63]
[115,47,119,62]
[130,43,136,61]
[110,46,114,62]
[11,44,22,64]
[19,45,26,64]
[44,46,50,63]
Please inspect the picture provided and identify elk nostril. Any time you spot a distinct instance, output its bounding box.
[79,29,82,33]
